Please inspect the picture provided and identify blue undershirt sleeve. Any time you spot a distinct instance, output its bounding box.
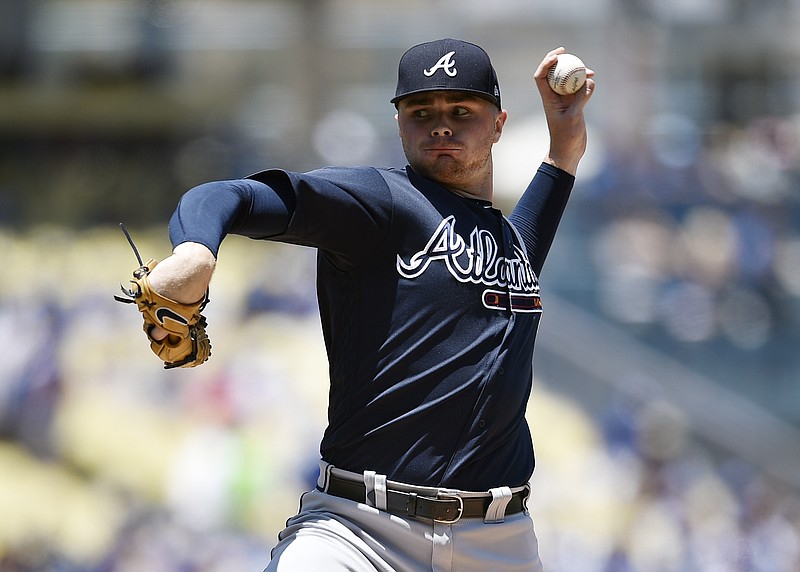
[168,178,295,258]
[508,162,575,277]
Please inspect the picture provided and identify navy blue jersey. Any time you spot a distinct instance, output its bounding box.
[169,163,573,490]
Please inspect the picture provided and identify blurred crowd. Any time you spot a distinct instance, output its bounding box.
[532,109,800,570]
[584,112,800,343]
[566,111,800,420]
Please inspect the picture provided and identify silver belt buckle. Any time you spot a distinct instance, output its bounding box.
[434,491,464,524]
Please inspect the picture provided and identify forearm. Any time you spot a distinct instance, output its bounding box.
[542,115,588,177]
[509,163,574,276]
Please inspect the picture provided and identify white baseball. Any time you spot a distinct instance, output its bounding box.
[547,54,587,95]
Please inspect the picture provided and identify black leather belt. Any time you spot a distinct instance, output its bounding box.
[321,473,528,523]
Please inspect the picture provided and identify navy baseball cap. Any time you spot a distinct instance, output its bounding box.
[391,38,501,109]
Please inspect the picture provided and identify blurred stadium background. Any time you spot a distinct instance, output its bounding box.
[1,1,800,570]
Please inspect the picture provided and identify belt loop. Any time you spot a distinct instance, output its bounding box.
[484,486,513,523]
[318,460,333,492]
[363,470,388,510]
[375,474,388,510]
[522,483,531,514]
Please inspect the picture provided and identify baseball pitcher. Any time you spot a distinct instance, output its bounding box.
[117,39,594,571]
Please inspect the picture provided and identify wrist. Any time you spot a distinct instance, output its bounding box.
[149,242,215,304]
[543,155,579,176]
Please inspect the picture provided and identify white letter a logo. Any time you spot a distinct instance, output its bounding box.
[424,51,457,77]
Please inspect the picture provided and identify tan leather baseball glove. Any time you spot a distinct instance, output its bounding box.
[114,226,211,369]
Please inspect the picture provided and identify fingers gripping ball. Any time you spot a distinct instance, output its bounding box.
[547,53,587,95]
[116,259,211,369]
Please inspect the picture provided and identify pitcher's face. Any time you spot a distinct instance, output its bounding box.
[396,92,506,200]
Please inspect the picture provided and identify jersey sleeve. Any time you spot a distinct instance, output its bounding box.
[508,162,575,276]
[168,178,295,258]
[168,166,393,269]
